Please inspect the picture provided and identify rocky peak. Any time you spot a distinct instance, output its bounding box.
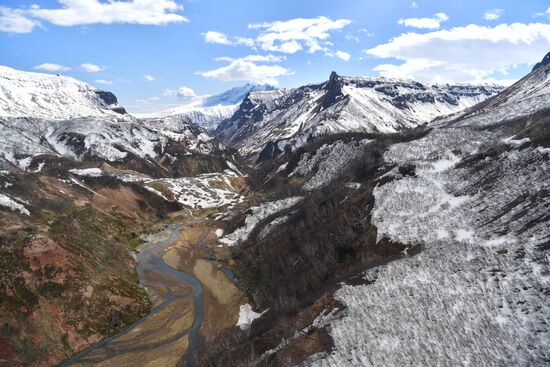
[321,71,344,109]
[94,90,127,114]
[532,51,550,72]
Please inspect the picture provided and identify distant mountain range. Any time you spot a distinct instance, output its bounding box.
[137,83,276,131]
[215,72,505,160]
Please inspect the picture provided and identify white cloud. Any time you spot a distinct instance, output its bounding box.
[80,63,104,73]
[197,55,292,85]
[215,54,286,63]
[249,16,351,54]
[176,86,196,97]
[144,75,155,81]
[398,12,449,29]
[28,0,187,27]
[411,1,419,8]
[203,31,232,45]
[483,9,503,21]
[345,33,359,42]
[0,6,40,33]
[95,79,112,85]
[34,63,71,72]
[358,28,374,37]
[326,50,351,61]
[203,31,255,47]
[163,86,196,99]
[235,37,255,47]
[366,22,550,83]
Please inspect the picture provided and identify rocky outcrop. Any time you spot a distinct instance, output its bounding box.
[94,90,127,114]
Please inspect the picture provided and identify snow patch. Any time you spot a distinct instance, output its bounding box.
[219,197,302,246]
[0,194,30,215]
[69,168,104,177]
[236,304,267,330]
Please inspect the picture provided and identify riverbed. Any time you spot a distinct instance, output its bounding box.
[59,224,203,367]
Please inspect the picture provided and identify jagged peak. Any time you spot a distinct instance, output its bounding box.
[532,51,550,72]
[321,71,345,109]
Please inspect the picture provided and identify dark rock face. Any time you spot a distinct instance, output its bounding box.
[320,71,344,109]
[532,52,550,72]
[257,140,284,162]
[55,132,87,157]
[95,90,118,105]
[110,106,127,114]
[94,90,127,114]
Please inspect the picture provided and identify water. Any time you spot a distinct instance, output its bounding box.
[58,224,204,367]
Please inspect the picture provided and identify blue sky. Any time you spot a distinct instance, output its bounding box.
[1,0,549,113]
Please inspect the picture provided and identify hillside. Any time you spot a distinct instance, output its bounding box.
[2,53,549,366]
[0,65,126,120]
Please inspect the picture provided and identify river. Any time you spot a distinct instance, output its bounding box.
[58,223,204,367]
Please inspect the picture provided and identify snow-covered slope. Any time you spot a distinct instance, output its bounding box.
[0,65,126,120]
[216,72,503,158]
[0,115,233,172]
[139,101,238,131]
[137,84,275,131]
[299,53,550,367]
[437,51,550,128]
[0,66,237,173]
[307,126,549,367]
[202,83,276,107]
[206,53,550,367]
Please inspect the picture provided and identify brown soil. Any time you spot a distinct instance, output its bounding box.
[163,221,246,344]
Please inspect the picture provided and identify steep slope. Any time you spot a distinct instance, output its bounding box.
[193,53,550,366]
[216,72,503,159]
[436,51,550,128]
[138,83,275,131]
[0,65,126,119]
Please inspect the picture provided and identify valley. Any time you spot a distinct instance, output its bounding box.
[0,51,549,367]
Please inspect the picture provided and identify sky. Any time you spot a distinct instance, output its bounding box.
[1,0,549,113]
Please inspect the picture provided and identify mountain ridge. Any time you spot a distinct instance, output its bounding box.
[0,65,127,120]
[215,72,504,160]
[137,83,276,131]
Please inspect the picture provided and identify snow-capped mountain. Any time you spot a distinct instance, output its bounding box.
[137,83,275,131]
[216,72,504,158]
[202,83,276,107]
[0,65,126,120]
[138,101,237,132]
[0,66,237,174]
